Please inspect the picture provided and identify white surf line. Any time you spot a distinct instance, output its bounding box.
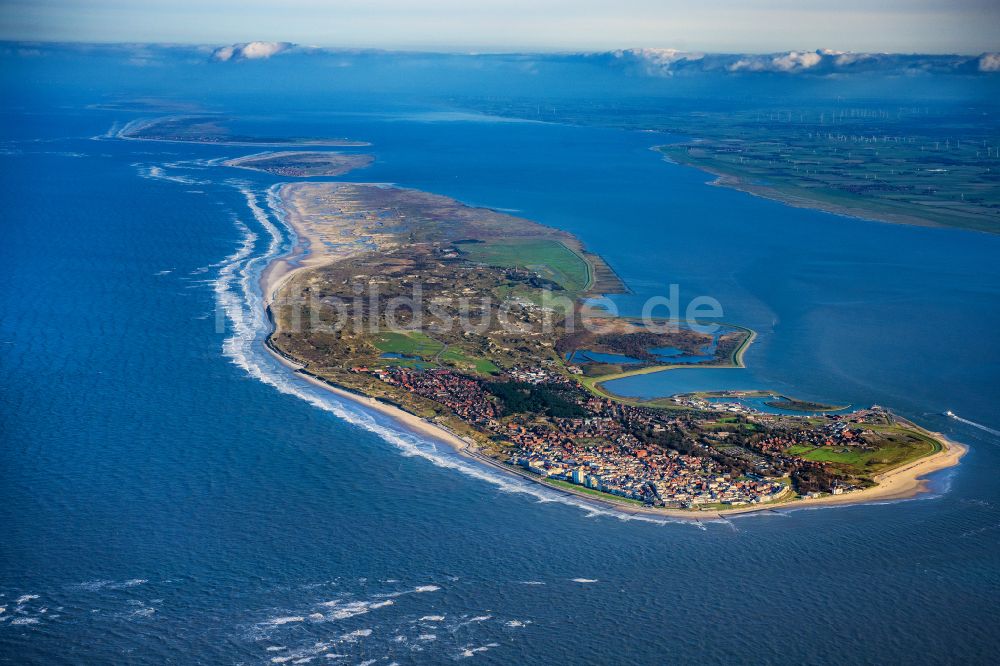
[213,182,706,528]
[95,117,153,141]
[90,120,125,141]
[112,116,180,141]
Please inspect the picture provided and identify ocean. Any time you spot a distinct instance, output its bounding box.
[2,82,999,662]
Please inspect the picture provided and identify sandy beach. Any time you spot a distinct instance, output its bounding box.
[273,348,967,521]
[261,182,373,306]
[260,181,968,522]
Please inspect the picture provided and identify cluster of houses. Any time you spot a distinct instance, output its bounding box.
[514,446,786,508]
[507,365,564,384]
[362,366,502,424]
[357,365,789,507]
[754,414,879,454]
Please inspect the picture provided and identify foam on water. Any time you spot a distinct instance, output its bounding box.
[458,643,500,658]
[315,599,395,621]
[133,163,207,185]
[344,629,373,639]
[412,585,439,593]
[117,579,147,589]
[73,578,151,593]
[260,625,383,665]
[452,615,492,630]
[232,603,511,662]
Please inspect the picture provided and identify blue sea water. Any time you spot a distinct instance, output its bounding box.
[2,95,1000,664]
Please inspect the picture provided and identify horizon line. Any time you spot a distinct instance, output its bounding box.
[3,39,997,58]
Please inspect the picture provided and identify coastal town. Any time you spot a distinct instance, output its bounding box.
[269,182,953,513]
[345,363,910,508]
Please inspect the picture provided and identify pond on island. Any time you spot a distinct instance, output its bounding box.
[567,339,718,366]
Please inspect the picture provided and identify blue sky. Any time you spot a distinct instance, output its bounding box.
[2,0,997,53]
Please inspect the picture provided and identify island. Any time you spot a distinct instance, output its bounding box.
[262,181,965,518]
[118,115,370,146]
[223,151,374,177]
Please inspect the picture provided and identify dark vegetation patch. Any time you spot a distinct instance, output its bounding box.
[484,381,588,418]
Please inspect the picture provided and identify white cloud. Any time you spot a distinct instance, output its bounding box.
[621,48,701,66]
[833,52,875,67]
[728,50,822,73]
[771,50,822,71]
[727,57,765,72]
[211,41,293,62]
[612,48,703,75]
[979,53,1000,72]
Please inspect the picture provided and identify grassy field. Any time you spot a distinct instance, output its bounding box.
[372,331,443,358]
[541,478,647,507]
[461,239,592,294]
[786,427,941,477]
[492,282,555,307]
[372,331,499,375]
[440,347,499,375]
[704,420,758,431]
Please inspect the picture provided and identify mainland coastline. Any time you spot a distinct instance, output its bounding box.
[655,144,996,234]
[667,156,946,231]
[258,181,966,521]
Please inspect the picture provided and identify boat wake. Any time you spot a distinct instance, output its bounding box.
[213,183,700,528]
[946,411,1000,438]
